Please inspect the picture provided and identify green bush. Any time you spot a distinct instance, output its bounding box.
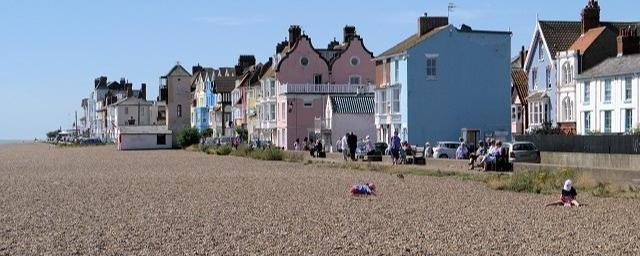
[250,148,283,161]
[201,128,214,138]
[215,145,233,155]
[231,144,252,157]
[177,127,201,148]
[283,151,305,162]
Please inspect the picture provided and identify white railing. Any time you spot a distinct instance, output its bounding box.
[375,114,402,124]
[260,120,277,129]
[279,83,374,94]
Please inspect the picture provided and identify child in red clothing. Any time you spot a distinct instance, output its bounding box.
[350,183,376,195]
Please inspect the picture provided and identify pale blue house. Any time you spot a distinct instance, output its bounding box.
[191,66,217,132]
[374,13,511,145]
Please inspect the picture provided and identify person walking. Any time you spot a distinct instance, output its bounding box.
[293,138,301,151]
[389,131,401,165]
[348,132,358,161]
[341,133,349,161]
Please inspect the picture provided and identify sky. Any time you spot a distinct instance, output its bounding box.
[0,0,637,139]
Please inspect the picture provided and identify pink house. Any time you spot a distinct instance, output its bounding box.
[274,25,375,149]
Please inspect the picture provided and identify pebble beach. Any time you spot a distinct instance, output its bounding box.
[0,144,638,255]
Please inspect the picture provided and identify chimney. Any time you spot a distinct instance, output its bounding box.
[140,83,147,99]
[581,0,600,34]
[276,40,288,54]
[192,64,204,76]
[343,25,356,43]
[328,38,339,49]
[418,13,449,36]
[120,78,126,87]
[235,55,256,75]
[617,26,640,56]
[288,25,302,48]
[519,46,526,69]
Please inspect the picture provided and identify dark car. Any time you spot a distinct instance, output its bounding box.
[355,142,386,161]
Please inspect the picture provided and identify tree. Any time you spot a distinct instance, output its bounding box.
[46,130,60,140]
[177,127,201,148]
[201,128,213,138]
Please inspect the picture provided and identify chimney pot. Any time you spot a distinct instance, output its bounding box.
[418,13,449,36]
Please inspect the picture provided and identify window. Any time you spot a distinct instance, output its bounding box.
[531,68,538,88]
[157,134,166,145]
[270,104,276,121]
[281,102,286,118]
[303,99,312,108]
[584,82,590,104]
[603,111,612,133]
[349,75,361,85]
[539,43,544,60]
[125,107,129,115]
[270,80,276,97]
[379,91,387,114]
[625,77,632,102]
[545,66,551,88]
[562,63,569,85]
[314,74,322,84]
[584,112,591,133]
[544,103,549,123]
[392,88,400,113]
[426,55,437,80]
[394,60,400,83]
[604,80,611,103]
[300,57,309,66]
[567,65,573,83]
[511,106,517,122]
[350,56,360,66]
[177,104,182,117]
[625,109,633,133]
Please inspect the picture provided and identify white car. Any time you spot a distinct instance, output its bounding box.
[508,141,541,163]
[433,141,461,159]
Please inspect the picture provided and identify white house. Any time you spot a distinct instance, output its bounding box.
[323,95,375,152]
[116,126,172,150]
[576,54,640,134]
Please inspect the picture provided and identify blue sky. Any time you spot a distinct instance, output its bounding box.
[0,0,636,139]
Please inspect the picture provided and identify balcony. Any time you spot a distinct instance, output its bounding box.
[375,113,401,125]
[260,119,277,129]
[279,83,373,95]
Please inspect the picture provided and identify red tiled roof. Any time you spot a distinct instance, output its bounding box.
[511,69,529,104]
[569,26,607,53]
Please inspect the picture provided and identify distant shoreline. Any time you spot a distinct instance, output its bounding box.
[0,140,35,145]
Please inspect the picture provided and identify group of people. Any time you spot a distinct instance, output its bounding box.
[293,137,325,157]
[467,139,506,171]
[338,132,359,161]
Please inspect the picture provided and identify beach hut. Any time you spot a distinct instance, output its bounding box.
[116,126,172,150]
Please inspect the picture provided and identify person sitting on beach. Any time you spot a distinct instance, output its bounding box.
[546,180,580,207]
[350,183,376,196]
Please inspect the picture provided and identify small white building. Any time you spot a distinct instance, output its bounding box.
[321,94,375,151]
[116,126,172,150]
[576,53,640,134]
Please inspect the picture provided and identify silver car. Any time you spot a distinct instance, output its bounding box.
[508,142,540,163]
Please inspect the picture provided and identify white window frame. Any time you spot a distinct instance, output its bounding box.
[350,56,360,67]
[348,75,362,85]
[624,77,632,102]
[584,111,591,133]
[392,88,400,113]
[583,82,591,105]
[625,109,633,133]
[603,79,611,104]
[603,110,612,133]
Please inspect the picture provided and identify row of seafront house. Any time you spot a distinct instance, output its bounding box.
[511,0,640,136]
[76,13,513,150]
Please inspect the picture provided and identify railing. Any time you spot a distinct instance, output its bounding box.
[279,83,374,95]
[260,120,277,129]
[375,114,402,124]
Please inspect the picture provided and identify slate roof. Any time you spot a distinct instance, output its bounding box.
[511,69,529,104]
[214,76,237,93]
[539,20,640,59]
[577,54,640,79]
[317,49,342,63]
[377,26,448,58]
[329,95,375,114]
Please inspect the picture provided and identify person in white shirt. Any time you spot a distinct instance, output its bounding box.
[341,133,349,161]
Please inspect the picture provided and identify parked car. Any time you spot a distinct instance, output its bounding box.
[433,141,461,159]
[508,141,540,163]
[355,142,384,161]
